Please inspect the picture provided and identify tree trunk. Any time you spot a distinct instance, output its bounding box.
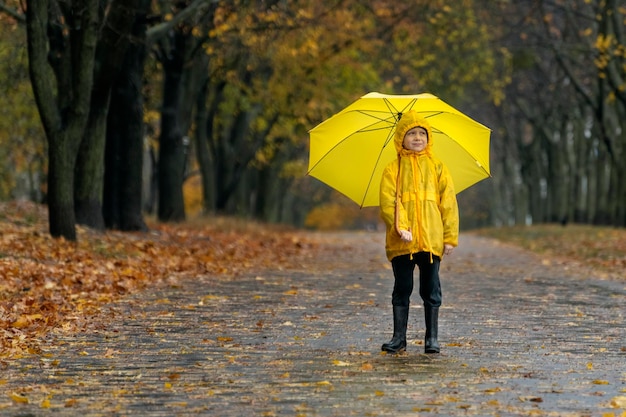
[157,35,187,222]
[47,135,78,240]
[214,108,260,212]
[193,74,215,214]
[103,0,150,231]
[74,90,108,230]
[547,134,568,223]
[26,0,99,241]
[74,0,143,230]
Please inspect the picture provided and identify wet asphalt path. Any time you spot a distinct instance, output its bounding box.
[2,232,625,416]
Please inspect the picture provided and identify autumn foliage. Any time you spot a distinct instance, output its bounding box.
[0,202,316,359]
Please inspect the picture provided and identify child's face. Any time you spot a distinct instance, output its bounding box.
[403,127,428,152]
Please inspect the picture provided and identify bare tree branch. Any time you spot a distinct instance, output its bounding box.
[146,0,218,43]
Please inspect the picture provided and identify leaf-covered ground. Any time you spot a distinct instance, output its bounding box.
[0,201,320,359]
[473,224,626,281]
[2,203,625,362]
[0,215,624,416]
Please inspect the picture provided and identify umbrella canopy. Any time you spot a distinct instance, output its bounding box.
[307,92,491,207]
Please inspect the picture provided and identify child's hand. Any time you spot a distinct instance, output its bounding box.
[399,229,413,242]
[444,244,454,255]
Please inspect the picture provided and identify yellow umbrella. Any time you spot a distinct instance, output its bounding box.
[308,92,491,207]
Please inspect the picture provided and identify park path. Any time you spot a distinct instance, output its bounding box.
[2,231,625,416]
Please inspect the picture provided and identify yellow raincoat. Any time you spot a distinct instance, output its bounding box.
[379,110,459,261]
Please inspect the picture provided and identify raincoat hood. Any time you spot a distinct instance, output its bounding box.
[394,110,434,156]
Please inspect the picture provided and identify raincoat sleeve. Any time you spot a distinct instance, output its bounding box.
[437,163,459,247]
[379,162,408,233]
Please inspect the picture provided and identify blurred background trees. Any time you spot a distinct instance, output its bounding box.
[0,0,624,240]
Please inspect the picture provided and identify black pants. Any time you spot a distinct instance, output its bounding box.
[391,252,441,308]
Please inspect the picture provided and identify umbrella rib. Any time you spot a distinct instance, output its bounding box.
[382,98,419,120]
[353,109,397,126]
[308,108,400,174]
[359,125,396,207]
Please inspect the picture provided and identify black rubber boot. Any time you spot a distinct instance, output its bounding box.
[382,306,408,353]
[424,306,440,354]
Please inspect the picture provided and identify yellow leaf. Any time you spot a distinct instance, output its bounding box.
[11,316,30,329]
[361,363,373,371]
[164,382,172,389]
[610,396,626,409]
[316,381,332,386]
[593,380,610,385]
[375,390,384,396]
[332,360,350,367]
[587,362,593,370]
[10,393,29,404]
[41,398,51,408]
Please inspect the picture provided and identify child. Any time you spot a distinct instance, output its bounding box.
[379,110,459,354]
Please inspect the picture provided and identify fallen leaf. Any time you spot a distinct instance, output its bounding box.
[610,396,626,409]
[519,396,543,402]
[361,362,373,371]
[10,393,29,404]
